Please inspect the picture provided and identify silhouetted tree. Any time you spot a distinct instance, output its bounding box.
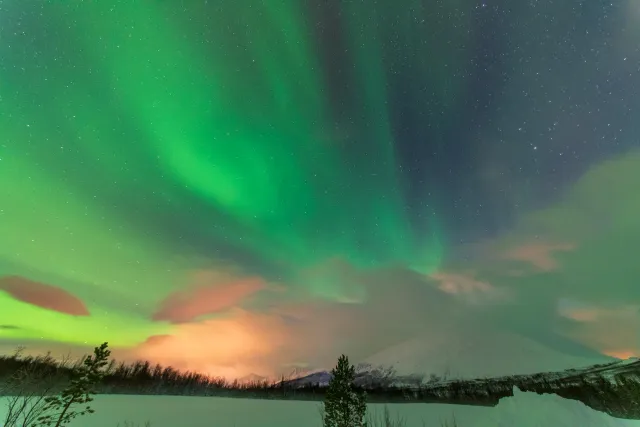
[322,355,367,427]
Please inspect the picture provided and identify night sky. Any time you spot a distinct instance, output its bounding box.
[1,1,639,378]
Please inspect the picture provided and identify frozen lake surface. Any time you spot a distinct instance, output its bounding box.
[1,387,638,427]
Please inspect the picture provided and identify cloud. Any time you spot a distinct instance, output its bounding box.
[429,270,511,304]
[129,259,614,379]
[152,270,267,323]
[502,242,575,271]
[0,250,615,379]
[5,151,640,378]
[558,300,640,324]
[558,301,640,360]
[0,276,90,316]
[136,309,290,378]
[437,150,640,357]
[130,265,466,378]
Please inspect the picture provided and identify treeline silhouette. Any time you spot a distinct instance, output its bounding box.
[1,349,639,420]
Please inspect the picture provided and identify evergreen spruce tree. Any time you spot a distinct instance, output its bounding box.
[322,354,367,427]
[36,342,111,427]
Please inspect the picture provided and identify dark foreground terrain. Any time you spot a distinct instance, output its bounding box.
[1,351,639,420]
[282,359,640,419]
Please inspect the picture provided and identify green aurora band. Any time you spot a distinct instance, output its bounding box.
[0,2,446,346]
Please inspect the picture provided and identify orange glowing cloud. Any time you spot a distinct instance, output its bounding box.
[136,308,290,379]
[152,271,267,323]
[503,242,575,271]
[0,276,90,316]
[603,350,637,360]
[560,302,640,359]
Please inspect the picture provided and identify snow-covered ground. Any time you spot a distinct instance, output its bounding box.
[1,387,637,427]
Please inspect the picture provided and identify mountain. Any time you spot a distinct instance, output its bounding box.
[284,370,333,387]
[283,357,640,390]
[363,325,613,379]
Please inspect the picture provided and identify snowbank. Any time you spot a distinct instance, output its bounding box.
[488,386,638,427]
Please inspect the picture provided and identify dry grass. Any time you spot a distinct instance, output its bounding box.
[116,415,460,427]
[366,405,406,427]
[112,417,460,427]
[437,414,458,427]
[115,422,152,427]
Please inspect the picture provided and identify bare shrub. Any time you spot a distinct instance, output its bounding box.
[1,358,60,427]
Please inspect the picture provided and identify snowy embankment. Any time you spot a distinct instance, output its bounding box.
[1,387,637,427]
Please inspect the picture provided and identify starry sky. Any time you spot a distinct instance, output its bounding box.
[1,1,639,378]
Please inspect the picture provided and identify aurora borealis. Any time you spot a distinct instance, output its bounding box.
[1,1,640,378]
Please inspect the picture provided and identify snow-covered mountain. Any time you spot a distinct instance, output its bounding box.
[284,370,333,387]
[363,325,612,379]
[281,326,619,388]
[283,356,640,391]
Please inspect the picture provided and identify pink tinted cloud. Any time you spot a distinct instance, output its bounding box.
[562,308,600,322]
[0,276,90,316]
[152,271,267,323]
[429,271,509,304]
[560,302,640,359]
[559,303,640,323]
[503,242,576,271]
